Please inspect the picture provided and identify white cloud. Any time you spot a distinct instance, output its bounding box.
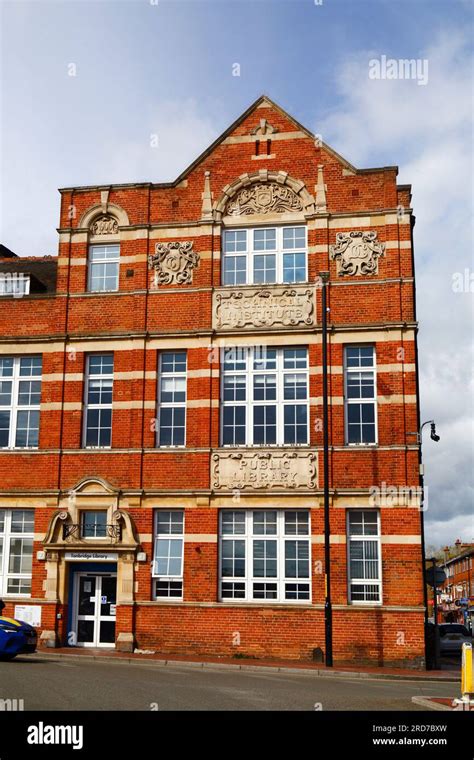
[93,98,218,184]
[0,98,217,256]
[319,29,474,547]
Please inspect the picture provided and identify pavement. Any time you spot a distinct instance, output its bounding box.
[0,653,461,711]
[29,645,461,682]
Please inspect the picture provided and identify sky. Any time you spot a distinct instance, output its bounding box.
[0,0,473,548]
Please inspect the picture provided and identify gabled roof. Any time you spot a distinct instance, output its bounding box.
[444,546,474,565]
[59,94,398,193]
[0,256,57,293]
[0,244,18,259]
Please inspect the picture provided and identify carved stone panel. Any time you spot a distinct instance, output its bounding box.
[148,241,200,285]
[226,182,303,217]
[212,450,318,490]
[90,215,119,236]
[213,286,315,331]
[329,231,385,276]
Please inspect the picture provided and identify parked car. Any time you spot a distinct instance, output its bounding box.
[438,623,473,655]
[0,615,37,661]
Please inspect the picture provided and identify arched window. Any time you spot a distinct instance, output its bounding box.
[87,215,120,292]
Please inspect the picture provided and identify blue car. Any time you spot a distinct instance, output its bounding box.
[0,615,37,660]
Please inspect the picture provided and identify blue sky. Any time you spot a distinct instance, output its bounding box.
[0,0,473,547]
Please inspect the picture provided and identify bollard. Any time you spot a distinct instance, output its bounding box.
[453,642,474,708]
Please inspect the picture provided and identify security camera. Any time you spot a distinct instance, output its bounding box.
[430,422,440,442]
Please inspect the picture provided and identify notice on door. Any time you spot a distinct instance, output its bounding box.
[14,605,42,628]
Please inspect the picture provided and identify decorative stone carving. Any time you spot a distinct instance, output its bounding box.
[250,118,278,136]
[314,164,327,213]
[90,215,119,236]
[329,231,385,276]
[148,241,200,285]
[212,450,317,490]
[215,171,316,221]
[213,286,315,331]
[226,182,303,217]
[200,170,213,220]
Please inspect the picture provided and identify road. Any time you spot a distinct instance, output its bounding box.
[0,654,458,711]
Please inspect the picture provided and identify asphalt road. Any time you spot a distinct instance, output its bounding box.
[0,655,459,711]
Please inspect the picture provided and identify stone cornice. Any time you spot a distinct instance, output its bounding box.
[0,321,418,344]
[56,207,414,235]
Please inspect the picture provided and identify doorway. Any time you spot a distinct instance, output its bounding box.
[72,573,117,648]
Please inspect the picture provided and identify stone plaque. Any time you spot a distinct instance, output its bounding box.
[212,450,317,490]
[329,231,385,276]
[213,286,315,331]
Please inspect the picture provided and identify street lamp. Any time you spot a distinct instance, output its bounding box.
[319,271,333,667]
[408,419,440,446]
[408,420,440,669]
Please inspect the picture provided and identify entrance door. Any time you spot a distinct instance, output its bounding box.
[74,573,117,648]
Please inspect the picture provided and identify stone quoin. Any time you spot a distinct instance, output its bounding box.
[0,95,425,667]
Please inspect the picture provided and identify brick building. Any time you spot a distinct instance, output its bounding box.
[438,545,474,628]
[0,96,425,666]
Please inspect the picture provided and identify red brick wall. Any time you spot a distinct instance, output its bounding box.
[0,99,425,666]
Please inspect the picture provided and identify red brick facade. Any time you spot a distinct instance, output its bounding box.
[0,96,425,667]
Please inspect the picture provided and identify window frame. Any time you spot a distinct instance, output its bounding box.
[0,273,30,297]
[0,356,42,450]
[221,226,308,286]
[0,509,34,597]
[82,353,114,449]
[152,510,185,600]
[80,510,108,539]
[344,345,378,446]
[87,244,121,293]
[157,351,187,448]
[218,509,312,604]
[220,346,309,447]
[346,509,382,605]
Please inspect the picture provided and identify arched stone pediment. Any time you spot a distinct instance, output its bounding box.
[78,203,129,231]
[69,476,119,496]
[215,171,316,222]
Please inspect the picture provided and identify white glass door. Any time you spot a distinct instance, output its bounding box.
[74,573,117,648]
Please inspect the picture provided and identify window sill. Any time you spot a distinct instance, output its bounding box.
[156,446,187,450]
[218,443,311,449]
[0,447,39,452]
[87,289,120,295]
[152,598,183,603]
[344,444,378,449]
[2,594,32,599]
[218,281,309,289]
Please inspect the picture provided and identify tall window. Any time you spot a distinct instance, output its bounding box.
[0,356,42,448]
[221,347,308,446]
[152,511,184,599]
[347,510,381,603]
[84,354,114,448]
[158,352,187,447]
[88,244,120,292]
[0,510,34,596]
[344,346,377,445]
[219,510,311,602]
[222,226,307,286]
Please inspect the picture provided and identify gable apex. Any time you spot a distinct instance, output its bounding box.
[171,94,362,185]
